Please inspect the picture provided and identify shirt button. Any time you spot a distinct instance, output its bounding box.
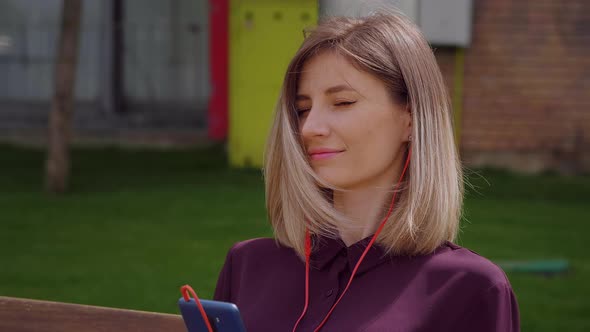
[325,289,334,297]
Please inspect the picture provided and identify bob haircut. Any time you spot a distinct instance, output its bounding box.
[264,11,464,258]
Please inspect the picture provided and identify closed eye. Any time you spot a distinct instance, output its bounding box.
[296,109,310,117]
[335,101,356,107]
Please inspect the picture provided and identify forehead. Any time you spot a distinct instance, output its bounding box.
[297,51,384,95]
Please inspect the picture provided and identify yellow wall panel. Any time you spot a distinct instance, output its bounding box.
[229,0,318,167]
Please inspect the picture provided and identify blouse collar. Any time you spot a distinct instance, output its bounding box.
[309,234,454,276]
[309,234,391,276]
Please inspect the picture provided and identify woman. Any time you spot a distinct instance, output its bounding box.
[214,11,519,332]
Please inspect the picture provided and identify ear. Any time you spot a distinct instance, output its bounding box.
[404,104,412,141]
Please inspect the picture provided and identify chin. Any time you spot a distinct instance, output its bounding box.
[314,169,355,190]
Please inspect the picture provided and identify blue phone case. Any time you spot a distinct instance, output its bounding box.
[178,298,247,332]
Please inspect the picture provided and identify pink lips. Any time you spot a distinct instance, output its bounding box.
[308,148,344,161]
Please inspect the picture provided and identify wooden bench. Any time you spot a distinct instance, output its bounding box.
[0,296,186,332]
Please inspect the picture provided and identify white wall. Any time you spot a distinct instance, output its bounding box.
[318,0,473,47]
[123,0,210,104]
[319,0,418,21]
[0,0,211,108]
[0,0,107,101]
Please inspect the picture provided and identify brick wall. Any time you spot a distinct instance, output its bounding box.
[435,0,590,174]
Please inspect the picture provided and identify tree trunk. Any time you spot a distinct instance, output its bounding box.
[46,0,82,194]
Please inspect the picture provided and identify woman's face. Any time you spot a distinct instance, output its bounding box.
[296,51,411,190]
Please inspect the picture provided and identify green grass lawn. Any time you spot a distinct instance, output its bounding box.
[1,144,588,331]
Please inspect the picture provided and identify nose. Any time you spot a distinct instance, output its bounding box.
[300,106,330,139]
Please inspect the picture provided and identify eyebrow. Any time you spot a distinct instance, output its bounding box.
[296,84,356,101]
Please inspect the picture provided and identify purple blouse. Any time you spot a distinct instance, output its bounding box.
[213,235,520,331]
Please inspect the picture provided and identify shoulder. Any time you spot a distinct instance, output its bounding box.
[427,243,520,330]
[218,238,303,293]
[231,237,280,252]
[424,241,512,290]
[226,237,300,266]
[229,237,284,256]
[214,238,296,302]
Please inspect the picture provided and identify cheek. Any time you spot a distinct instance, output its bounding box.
[351,117,401,168]
[355,116,397,149]
[311,110,403,188]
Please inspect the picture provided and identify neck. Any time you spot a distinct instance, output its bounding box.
[333,182,395,247]
[331,149,410,247]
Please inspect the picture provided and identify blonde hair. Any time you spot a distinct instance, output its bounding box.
[264,11,463,258]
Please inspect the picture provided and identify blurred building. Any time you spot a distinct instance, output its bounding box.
[0,0,210,145]
[0,0,588,173]
[433,1,589,174]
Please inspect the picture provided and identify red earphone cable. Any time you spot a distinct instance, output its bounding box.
[293,148,412,332]
[291,229,312,332]
[181,284,214,332]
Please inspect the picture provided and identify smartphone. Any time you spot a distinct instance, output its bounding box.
[177,298,247,332]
